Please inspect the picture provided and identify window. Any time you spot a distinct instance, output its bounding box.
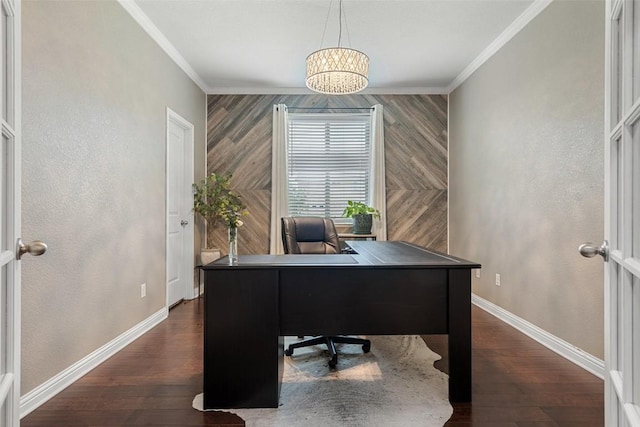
[271,103,386,254]
[287,113,372,224]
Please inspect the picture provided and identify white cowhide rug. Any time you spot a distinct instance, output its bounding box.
[193,335,453,426]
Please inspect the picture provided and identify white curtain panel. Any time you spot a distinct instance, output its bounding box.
[270,104,289,254]
[369,104,388,241]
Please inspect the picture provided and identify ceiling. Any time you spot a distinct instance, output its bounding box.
[131,0,537,94]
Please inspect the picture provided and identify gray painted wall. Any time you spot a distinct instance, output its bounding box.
[449,0,605,358]
[22,0,206,394]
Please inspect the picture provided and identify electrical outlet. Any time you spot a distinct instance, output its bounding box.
[495,274,501,286]
[141,283,146,298]
[475,269,481,279]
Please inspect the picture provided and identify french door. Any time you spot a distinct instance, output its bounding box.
[0,0,20,425]
[604,0,640,424]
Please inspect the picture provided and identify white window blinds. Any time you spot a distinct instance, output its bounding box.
[287,113,372,222]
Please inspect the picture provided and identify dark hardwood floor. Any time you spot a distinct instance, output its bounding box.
[424,313,604,426]
[22,299,603,426]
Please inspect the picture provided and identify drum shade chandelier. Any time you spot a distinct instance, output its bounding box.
[306,0,369,95]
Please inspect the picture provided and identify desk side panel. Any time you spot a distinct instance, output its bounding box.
[447,268,472,402]
[279,268,448,335]
[203,269,282,408]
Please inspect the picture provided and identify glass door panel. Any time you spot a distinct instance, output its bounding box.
[612,4,624,127]
[633,0,640,104]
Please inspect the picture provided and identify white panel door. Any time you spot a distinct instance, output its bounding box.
[166,108,194,308]
[0,0,19,425]
[601,0,640,425]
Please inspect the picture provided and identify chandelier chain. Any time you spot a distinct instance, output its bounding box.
[338,0,343,47]
[319,0,351,49]
[319,0,333,49]
[341,0,353,48]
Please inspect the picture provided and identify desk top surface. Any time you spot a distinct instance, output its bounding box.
[204,241,480,269]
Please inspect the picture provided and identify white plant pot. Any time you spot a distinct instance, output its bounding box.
[200,247,221,266]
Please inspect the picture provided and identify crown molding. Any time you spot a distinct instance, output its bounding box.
[117,0,208,93]
[447,0,553,93]
[206,86,449,96]
[361,86,449,95]
[207,87,316,95]
[120,0,550,97]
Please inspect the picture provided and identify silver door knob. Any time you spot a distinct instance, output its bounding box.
[578,240,609,262]
[180,220,189,227]
[16,238,48,260]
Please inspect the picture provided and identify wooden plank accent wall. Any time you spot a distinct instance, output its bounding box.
[206,94,448,255]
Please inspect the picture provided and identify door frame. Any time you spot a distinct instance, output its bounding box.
[165,107,195,307]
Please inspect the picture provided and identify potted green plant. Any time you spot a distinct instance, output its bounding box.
[342,200,380,235]
[193,173,248,265]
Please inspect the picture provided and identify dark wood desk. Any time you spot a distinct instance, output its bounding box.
[202,241,480,409]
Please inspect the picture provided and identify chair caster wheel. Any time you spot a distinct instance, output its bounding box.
[285,348,293,356]
[362,343,371,353]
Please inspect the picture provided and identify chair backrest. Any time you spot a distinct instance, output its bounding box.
[281,217,340,254]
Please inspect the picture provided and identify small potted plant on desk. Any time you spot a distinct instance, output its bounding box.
[193,172,248,265]
[342,200,380,235]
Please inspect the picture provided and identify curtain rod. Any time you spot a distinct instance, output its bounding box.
[287,107,373,111]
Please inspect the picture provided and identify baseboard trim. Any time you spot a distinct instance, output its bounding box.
[20,307,168,418]
[472,294,604,379]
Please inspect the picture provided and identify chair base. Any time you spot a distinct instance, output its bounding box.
[285,336,371,368]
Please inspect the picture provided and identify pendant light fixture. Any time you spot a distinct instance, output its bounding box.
[305,0,369,95]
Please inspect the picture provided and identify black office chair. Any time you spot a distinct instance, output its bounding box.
[280,216,371,368]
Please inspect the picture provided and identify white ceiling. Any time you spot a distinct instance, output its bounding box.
[130,0,539,94]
